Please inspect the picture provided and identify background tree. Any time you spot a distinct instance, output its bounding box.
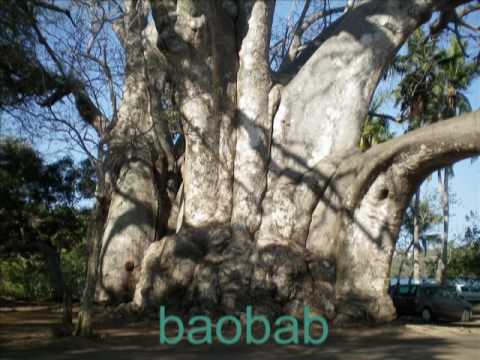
[391,30,478,283]
[360,94,394,152]
[0,137,89,301]
[448,211,480,277]
[433,37,478,284]
[392,29,439,281]
[392,195,442,279]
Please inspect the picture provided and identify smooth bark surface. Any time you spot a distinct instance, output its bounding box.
[77,0,480,324]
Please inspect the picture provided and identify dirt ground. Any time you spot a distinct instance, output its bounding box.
[1,302,480,360]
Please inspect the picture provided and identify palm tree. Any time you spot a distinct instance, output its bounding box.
[394,32,478,283]
[393,29,440,128]
[433,37,478,284]
[393,29,439,281]
[359,93,393,151]
[397,197,442,279]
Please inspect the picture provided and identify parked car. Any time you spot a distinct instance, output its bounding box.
[389,284,473,322]
[390,277,437,286]
[455,284,480,303]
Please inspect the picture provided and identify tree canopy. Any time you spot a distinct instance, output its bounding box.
[0,137,90,300]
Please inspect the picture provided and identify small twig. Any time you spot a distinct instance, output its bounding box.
[368,112,402,123]
[33,0,76,27]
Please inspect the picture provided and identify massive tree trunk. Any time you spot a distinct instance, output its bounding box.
[90,0,480,324]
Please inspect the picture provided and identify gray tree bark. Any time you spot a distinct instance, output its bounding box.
[96,0,173,302]
[83,0,480,324]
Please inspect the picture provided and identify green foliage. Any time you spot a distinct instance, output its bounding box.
[0,255,52,299]
[0,0,54,108]
[0,138,89,252]
[360,30,478,152]
[360,93,393,151]
[401,196,442,251]
[394,30,478,130]
[0,242,86,300]
[0,137,90,300]
[394,29,440,128]
[435,38,478,117]
[448,212,480,277]
[391,31,478,280]
[61,242,87,298]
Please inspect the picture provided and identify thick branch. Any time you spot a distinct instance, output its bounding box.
[384,111,480,176]
[232,0,275,235]
[277,0,478,84]
[150,0,239,227]
[348,111,480,208]
[273,16,341,84]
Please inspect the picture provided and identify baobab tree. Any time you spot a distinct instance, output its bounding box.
[2,0,480,333]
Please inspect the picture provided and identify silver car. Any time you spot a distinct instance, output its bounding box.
[455,284,480,303]
[390,284,473,322]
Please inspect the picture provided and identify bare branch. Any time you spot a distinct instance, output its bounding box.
[300,6,345,33]
[45,107,97,160]
[71,84,107,136]
[458,18,480,32]
[32,22,67,76]
[274,15,342,83]
[368,112,402,123]
[277,5,344,75]
[285,0,312,63]
[458,2,480,17]
[33,0,75,26]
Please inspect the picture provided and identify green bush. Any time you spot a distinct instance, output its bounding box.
[0,242,86,301]
[0,255,52,300]
[61,242,87,300]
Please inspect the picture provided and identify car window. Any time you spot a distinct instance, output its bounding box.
[423,287,436,297]
[438,287,458,298]
[398,286,410,295]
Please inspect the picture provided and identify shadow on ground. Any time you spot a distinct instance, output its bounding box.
[1,304,479,360]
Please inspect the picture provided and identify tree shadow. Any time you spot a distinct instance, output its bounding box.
[0,306,467,360]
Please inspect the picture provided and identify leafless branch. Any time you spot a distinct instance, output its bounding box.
[368,112,401,123]
[33,0,75,26]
